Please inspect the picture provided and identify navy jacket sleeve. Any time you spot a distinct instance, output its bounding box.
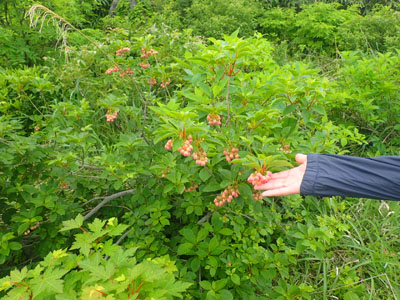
[300,154,400,201]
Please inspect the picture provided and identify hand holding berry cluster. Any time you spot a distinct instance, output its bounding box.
[214,185,240,207]
[178,135,193,157]
[207,113,222,126]
[247,171,272,187]
[192,151,208,166]
[223,147,240,162]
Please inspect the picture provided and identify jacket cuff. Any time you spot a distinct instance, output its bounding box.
[300,153,319,195]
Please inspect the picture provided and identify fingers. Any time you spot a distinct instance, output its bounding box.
[295,153,307,164]
[261,186,297,197]
[254,178,287,190]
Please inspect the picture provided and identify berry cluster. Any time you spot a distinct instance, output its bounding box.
[161,79,171,88]
[106,110,118,122]
[24,222,40,236]
[140,62,150,69]
[214,185,240,207]
[161,170,167,178]
[280,144,292,153]
[141,48,158,58]
[206,113,222,126]
[105,65,121,75]
[119,69,134,78]
[148,77,157,86]
[164,139,173,150]
[178,135,193,156]
[192,151,208,166]
[223,147,240,162]
[252,190,263,201]
[184,184,198,192]
[247,171,272,187]
[116,47,130,56]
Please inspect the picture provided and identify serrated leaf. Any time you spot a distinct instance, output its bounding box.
[60,214,84,232]
[87,219,106,233]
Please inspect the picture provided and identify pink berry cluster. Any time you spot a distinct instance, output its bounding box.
[161,79,171,88]
[184,184,198,192]
[192,151,208,166]
[148,77,157,86]
[214,185,240,207]
[207,113,222,126]
[116,47,130,56]
[223,147,240,162]
[119,69,134,78]
[140,62,150,69]
[141,48,158,58]
[164,139,173,150]
[252,190,263,201]
[106,109,118,122]
[105,65,121,75]
[178,135,193,156]
[280,144,292,153]
[247,171,272,187]
[24,221,40,236]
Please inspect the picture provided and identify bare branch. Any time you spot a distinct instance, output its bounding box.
[83,189,134,221]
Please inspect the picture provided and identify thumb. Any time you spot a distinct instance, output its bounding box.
[295,153,307,165]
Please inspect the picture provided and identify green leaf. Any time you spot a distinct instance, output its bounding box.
[197,228,209,242]
[203,181,221,192]
[199,168,211,182]
[283,104,297,116]
[191,257,200,272]
[17,223,30,236]
[219,289,234,299]
[219,228,233,236]
[60,214,84,232]
[200,280,212,290]
[8,242,22,251]
[177,242,194,255]
[217,169,232,180]
[344,291,360,300]
[212,278,227,291]
[208,237,219,252]
[231,274,240,285]
[182,229,196,244]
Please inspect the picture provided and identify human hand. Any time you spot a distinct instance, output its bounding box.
[254,154,307,197]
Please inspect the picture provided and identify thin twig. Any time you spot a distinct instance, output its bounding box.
[83,189,135,221]
[82,196,105,207]
[225,76,231,126]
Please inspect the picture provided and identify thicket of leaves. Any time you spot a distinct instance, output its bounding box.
[1,1,400,299]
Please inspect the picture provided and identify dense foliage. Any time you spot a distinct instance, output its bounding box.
[1,1,400,299]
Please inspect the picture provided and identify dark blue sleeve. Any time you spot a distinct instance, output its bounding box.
[300,154,400,201]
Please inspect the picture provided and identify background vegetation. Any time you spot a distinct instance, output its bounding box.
[1,0,400,299]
